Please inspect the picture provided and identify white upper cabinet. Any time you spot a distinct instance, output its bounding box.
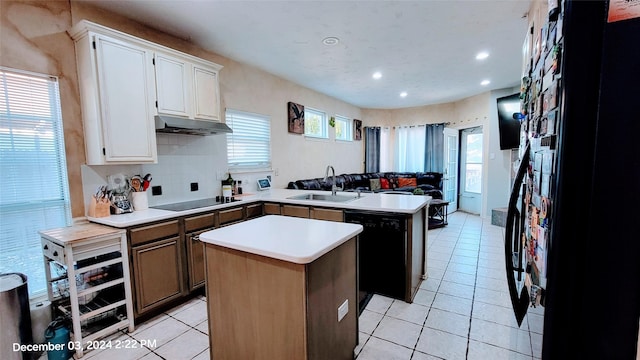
[69,20,223,165]
[72,28,158,165]
[154,54,222,122]
[192,65,220,121]
[154,54,190,118]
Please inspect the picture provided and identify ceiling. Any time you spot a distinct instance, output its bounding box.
[77,0,531,109]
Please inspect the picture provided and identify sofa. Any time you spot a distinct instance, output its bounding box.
[287,172,443,199]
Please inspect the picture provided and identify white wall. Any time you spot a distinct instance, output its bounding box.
[486,87,521,216]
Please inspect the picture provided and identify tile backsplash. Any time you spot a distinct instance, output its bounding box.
[81,133,273,215]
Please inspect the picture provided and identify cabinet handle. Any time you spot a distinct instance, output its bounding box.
[52,251,58,256]
[43,244,49,250]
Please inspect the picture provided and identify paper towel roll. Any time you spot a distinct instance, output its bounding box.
[30,300,52,344]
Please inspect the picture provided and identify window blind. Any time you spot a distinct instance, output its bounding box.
[226,109,271,169]
[0,67,71,296]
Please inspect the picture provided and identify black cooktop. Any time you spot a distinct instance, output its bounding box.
[151,197,240,211]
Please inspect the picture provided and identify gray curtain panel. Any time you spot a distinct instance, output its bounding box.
[425,123,445,172]
[364,127,380,172]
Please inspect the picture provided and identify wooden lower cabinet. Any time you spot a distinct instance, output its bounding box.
[281,204,310,218]
[245,203,263,219]
[310,207,343,222]
[263,202,281,215]
[205,237,357,360]
[130,235,185,316]
[185,229,209,291]
[184,213,216,291]
[218,206,244,226]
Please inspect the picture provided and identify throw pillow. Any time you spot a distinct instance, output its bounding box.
[398,177,417,188]
[388,176,399,189]
[380,178,390,189]
[369,178,381,191]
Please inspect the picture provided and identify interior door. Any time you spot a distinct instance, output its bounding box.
[442,128,459,213]
[459,126,483,214]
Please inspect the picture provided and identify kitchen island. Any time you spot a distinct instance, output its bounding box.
[199,215,363,360]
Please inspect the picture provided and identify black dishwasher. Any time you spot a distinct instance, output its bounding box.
[344,211,407,312]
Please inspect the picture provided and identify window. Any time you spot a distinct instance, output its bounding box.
[304,108,327,139]
[334,115,352,141]
[463,133,483,193]
[226,109,271,170]
[0,67,71,296]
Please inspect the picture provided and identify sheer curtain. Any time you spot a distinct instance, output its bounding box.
[379,127,393,172]
[364,127,380,172]
[425,123,445,172]
[395,126,425,172]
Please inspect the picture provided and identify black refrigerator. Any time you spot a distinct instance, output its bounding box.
[505,0,640,358]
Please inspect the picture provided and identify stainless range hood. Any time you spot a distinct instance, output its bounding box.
[155,115,232,135]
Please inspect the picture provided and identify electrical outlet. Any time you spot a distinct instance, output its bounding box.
[274,168,279,176]
[151,185,162,196]
[337,299,348,322]
[190,182,199,191]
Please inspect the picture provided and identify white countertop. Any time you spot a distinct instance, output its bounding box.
[88,188,431,228]
[199,215,363,264]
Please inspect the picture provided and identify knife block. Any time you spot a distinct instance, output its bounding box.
[88,197,110,218]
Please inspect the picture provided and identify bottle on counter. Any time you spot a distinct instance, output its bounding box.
[237,180,243,195]
[222,173,233,198]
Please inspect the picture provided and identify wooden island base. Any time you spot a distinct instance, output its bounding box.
[204,237,357,360]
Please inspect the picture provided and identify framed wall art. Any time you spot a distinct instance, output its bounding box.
[288,102,304,134]
[353,119,362,140]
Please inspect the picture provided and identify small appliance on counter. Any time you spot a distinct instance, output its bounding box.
[107,173,132,215]
[257,178,271,191]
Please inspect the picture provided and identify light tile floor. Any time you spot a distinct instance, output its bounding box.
[355,211,544,360]
[39,212,543,360]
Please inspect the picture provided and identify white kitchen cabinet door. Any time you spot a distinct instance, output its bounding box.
[93,34,157,163]
[192,66,220,121]
[154,53,190,117]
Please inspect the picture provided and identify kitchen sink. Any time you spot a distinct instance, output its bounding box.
[287,193,357,202]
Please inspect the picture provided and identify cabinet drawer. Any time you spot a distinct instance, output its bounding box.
[310,208,344,222]
[130,220,180,246]
[184,213,216,232]
[282,205,310,218]
[41,239,65,263]
[245,204,263,219]
[263,203,281,215]
[219,207,244,226]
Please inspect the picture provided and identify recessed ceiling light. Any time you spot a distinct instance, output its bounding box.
[400,92,408,98]
[481,80,491,86]
[322,36,340,46]
[476,52,489,60]
[372,72,382,79]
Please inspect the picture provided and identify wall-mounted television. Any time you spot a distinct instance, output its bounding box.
[496,93,522,150]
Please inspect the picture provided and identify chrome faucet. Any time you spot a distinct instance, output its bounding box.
[324,165,342,196]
